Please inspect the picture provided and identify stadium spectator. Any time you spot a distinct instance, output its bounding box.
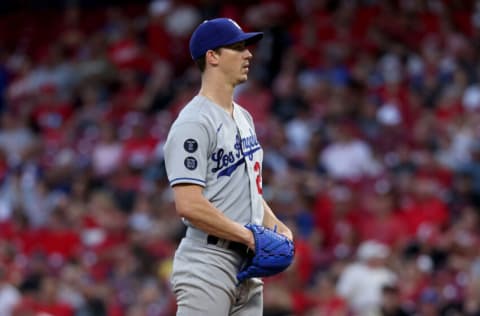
[0,265,21,316]
[336,240,397,316]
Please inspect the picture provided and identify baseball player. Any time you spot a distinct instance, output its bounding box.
[163,18,294,316]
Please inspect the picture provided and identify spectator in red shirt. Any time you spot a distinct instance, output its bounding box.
[31,84,74,152]
[121,120,158,170]
[146,0,174,61]
[358,189,409,249]
[107,69,145,124]
[400,176,449,238]
[307,273,349,316]
[13,275,74,316]
[313,184,364,259]
[105,8,152,74]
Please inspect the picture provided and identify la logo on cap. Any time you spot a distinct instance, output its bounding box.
[229,18,242,30]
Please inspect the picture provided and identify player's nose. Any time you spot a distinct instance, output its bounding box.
[243,48,253,59]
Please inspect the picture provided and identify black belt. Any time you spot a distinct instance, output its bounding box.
[207,235,251,256]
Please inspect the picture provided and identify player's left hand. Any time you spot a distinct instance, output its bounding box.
[237,224,295,283]
[278,226,293,241]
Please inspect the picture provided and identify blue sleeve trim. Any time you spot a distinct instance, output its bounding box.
[170,177,206,187]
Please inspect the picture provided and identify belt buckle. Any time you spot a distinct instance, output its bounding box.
[216,238,229,249]
[207,235,229,249]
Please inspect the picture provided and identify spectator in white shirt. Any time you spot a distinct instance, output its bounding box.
[0,266,21,316]
[91,123,123,177]
[321,121,382,181]
[336,240,397,316]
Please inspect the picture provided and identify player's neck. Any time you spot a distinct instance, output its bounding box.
[199,83,234,115]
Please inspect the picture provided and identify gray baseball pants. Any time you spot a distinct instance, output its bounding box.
[171,237,263,316]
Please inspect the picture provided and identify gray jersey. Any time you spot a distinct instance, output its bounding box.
[164,95,264,226]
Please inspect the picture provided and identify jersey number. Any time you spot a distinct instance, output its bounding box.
[254,161,263,194]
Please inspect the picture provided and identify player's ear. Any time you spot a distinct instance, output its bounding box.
[205,49,220,66]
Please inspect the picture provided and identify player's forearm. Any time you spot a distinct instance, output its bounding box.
[187,202,254,247]
[262,199,293,240]
[173,185,254,248]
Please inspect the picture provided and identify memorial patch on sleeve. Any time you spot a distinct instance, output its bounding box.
[184,157,198,170]
[184,139,198,153]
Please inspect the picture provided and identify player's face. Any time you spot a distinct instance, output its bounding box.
[218,41,253,85]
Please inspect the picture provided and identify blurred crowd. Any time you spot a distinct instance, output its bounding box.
[1,0,480,315]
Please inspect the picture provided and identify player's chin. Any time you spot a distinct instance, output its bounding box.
[238,74,248,83]
[240,68,249,79]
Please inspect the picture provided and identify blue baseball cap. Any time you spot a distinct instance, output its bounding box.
[189,18,263,60]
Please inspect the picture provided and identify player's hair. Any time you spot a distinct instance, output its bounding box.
[194,48,222,72]
[194,56,207,72]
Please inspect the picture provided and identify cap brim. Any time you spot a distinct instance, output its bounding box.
[220,32,263,48]
[244,32,263,46]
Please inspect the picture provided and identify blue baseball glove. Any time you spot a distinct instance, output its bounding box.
[237,224,295,283]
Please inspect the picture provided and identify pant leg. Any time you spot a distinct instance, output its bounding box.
[230,278,263,316]
[174,284,232,316]
[171,238,244,316]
